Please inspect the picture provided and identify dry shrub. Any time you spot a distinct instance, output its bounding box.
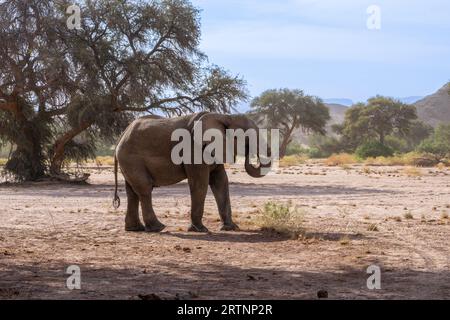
[279,155,308,167]
[403,212,414,220]
[257,201,305,239]
[362,166,371,174]
[403,166,422,177]
[324,153,358,166]
[95,156,115,166]
[436,163,446,170]
[339,235,350,245]
[0,158,7,166]
[364,152,419,166]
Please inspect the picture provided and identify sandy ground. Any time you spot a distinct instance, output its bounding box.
[0,163,449,299]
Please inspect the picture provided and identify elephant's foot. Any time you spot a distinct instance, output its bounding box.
[220,222,240,231]
[125,221,145,232]
[144,221,166,233]
[188,223,209,233]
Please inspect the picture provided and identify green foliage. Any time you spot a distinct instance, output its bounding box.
[251,89,330,157]
[384,121,433,153]
[95,141,115,157]
[0,144,10,158]
[0,0,247,180]
[356,141,394,159]
[405,121,434,148]
[60,138,96,165]
[285,142,309,156]
[308,134,343,158]
[385,135,409,153]
[417,123,450,158]
[339,96,417,151]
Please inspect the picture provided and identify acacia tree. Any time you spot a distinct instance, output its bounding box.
[0,0,247,180]
[337,96,417,150]
[0,0,69,180]
[250,89,330,157]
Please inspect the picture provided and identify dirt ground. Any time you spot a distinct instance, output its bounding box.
[1,163,449,299]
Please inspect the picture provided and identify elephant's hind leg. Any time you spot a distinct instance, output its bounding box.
[126,171,165,233]
[209,165,239,231]
[125,181,145,231]
[140,191,165,232]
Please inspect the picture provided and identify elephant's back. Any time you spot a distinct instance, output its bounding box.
[115,114,195,186]
[117,116,182,156]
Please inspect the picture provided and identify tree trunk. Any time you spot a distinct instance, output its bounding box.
[49,122,91,175]
[279,122,297,158]
[1,99,46,180]
[279,136,290,159]
[379,132,385,145]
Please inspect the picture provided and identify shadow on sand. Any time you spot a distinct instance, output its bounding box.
[1,259,448,299]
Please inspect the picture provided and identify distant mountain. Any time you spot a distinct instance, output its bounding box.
[291,103,348,144]
[414,83,450,127]
[323,98,353,106]
[325,103,348,126]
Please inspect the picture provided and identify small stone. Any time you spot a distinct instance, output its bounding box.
[317,290,328,299]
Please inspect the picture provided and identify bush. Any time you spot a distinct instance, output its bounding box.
[279,155,308,167]
[417,139,449,158]
[364,152,419,166]
[355,141,394,159]
[385,135,410,153]
[307,147,326,159]
[285,142,309,156]
[416,124,450,158]
[324,153,358,166]
[308,134,343,158]
[257,201,305,239]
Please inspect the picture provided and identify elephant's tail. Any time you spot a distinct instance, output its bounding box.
[113,152,121,209]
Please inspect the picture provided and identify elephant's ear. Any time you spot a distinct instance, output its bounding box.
[190,113,231,144]
[191,113,232,164]
[187,111,210,131]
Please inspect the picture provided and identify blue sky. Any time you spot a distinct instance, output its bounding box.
[191,0,450,110]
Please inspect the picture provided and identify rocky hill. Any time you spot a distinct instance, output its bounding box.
[291,103,348,144]
[414,83,450,127]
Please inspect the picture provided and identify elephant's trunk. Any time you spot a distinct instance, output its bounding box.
[244,144,272,178]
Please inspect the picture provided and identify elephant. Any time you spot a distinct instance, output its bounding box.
[113,111,271,233]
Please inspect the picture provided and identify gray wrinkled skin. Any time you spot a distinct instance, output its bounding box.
[114,112,270,233]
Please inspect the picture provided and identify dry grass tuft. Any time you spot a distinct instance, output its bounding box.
[367,223,379,231]
[365,153,418,166]
[362,166,371,174]
[402,167,422,177]
[0,158,7,166]
[339,235,351,245]
[95,156,115,166]
[279,155,308,167]
[403,212,414,220]
[257,201,305,239]
[324,153,358,166]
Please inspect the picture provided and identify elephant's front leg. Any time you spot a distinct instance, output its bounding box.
[186,165,209,232]
[209,165,239,231]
